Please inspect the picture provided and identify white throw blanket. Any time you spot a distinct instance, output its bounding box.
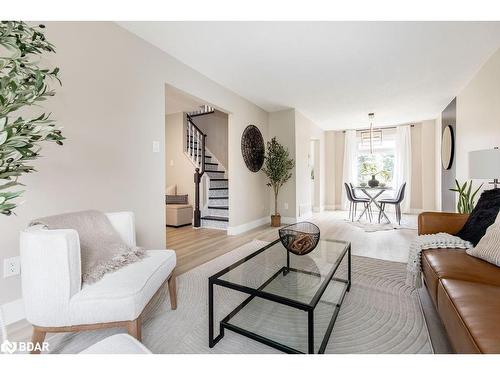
[406,233,473,288]
[30,210,146,284]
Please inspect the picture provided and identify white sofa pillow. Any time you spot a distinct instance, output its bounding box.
[166,184,177,195]
[467,211,500,266]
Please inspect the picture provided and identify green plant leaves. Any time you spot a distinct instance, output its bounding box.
[449,179,483,214]
[0,21,63,216]
[261,137,295,214]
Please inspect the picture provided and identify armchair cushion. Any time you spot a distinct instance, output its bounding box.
[69,250,176,326]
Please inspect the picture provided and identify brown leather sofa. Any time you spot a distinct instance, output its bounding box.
[419,212,500,354]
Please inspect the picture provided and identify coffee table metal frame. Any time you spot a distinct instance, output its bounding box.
[208,238,351,354]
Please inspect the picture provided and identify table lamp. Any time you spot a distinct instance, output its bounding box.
[469,147,500,189]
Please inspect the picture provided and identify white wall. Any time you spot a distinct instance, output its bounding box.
[295,111,325,217]
[334,131,345,208]
[268,109,296,219]
[267,109,325,221]
[421,120,437,211]
[435,115,443,211]
[166,113,195,204]
[193,110,229,169]
[456,48,500,184]
[324,131,336,209]
[0,22,270,314]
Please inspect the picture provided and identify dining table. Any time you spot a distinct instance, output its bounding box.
[353,186,393,223]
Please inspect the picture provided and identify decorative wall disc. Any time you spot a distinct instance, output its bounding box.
[241,125,265,172]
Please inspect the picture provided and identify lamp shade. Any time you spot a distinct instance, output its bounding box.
[469,149,500,179]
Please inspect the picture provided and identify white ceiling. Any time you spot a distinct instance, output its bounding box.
[120,22,500,130]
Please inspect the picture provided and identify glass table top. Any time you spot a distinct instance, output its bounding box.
[211,238,350,308]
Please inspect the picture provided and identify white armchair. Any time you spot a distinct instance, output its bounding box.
[20,211,176,354]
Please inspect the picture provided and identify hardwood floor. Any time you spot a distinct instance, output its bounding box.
[166,210,418,275]
[166,223,279,275]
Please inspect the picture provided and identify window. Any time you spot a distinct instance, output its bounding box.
[356,129,395,186]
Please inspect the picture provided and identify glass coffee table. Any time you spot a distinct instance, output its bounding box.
[208,238,351,354]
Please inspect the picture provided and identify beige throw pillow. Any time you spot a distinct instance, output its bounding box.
[467,211,500,266]
[166,184,177,195]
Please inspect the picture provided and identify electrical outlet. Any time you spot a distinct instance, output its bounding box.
[284,202,289,210]
[152,141,160,153]
[3,256,20,278]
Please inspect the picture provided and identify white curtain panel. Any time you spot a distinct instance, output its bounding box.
[394,125,412,213]
[342,130,358,210]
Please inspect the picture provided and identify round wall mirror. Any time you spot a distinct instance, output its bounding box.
[441,125,454,170]
[241,125,265,172]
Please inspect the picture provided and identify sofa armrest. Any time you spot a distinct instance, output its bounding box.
[20,227,82,327]
[106,212,136,247]
[418,212,469,235]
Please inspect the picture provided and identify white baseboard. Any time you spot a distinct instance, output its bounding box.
[227,216,270,236]
[1,298,25,326]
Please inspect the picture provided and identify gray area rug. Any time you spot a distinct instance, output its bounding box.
[346,218,416,233]
[45,240,432,354]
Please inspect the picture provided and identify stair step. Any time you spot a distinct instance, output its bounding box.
[205,162,218,166]
[186,151,211,158]
[209,196,228,199]
[210,178,228,181]
[207,170,224,174]
[208,206,229,210]
[201,216,229,222]
[209,187,228,190]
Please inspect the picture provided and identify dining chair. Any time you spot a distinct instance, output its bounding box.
[349,183,373,221]
[344,183,372,222]
[378,182,407,225]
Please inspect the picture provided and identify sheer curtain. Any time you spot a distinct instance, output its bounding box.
[393,125,412,213]
[342,130,358,210]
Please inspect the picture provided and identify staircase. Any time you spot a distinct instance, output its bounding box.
[185,114,229,230]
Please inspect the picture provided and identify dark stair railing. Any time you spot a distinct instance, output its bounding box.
[186,114,207,227]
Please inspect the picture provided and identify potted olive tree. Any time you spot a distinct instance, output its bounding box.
[262,137,294,227]
[0,21,64,216]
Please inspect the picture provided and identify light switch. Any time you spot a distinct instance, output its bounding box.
[152,141,160,153]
